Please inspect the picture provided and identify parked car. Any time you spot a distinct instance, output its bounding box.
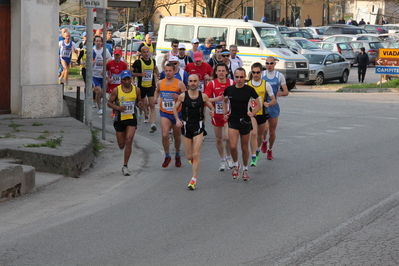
[275,25,290,32]
[384,24,399,34]
[358,24,388,34]
[285,37,321,54]
[114,23,153,38]
[323,25,368,36]
[303,51,350,85]
[280,31,319,41]
[315,41,356,65]
[380,41,399,48]
[357,34,383,41]
[303,27,325,39]
[348,40,384,65]
[378,33,399,42]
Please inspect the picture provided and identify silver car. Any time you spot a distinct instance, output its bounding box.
[303,51,350,85]
[348,40,384,65]
[285,37,322,54]
[315,41,356,65]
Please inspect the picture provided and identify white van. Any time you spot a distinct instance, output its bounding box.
[156,16,309,90]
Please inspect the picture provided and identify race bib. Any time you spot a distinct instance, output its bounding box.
[122,101,135,115]
[198,81,204,92]
[62,49,72,57]
[143,70,153,81]
[111,74,121,84]
[216,101,223,114]
[162,99,174,111]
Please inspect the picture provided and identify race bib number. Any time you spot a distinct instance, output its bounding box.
[62,49,72,57]
[143,70,153,81]
[122,101,135,115]
[216,101,223,114]
[95,59,102,68]
[162,99,174,111]
[111,74,121,84]
[198,81,204,92]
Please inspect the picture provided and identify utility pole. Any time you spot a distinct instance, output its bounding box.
[193,0,197,17]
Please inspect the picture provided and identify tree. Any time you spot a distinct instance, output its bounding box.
[199,0,252,18]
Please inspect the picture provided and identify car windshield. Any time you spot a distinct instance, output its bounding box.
[255,27,288,48]
[296,39,319,49]
[303,54,326,64]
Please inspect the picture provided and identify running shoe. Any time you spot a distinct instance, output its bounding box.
[122,166,130,176]
[219,161,227,171]
[168,132,173,144]
[92,100,97,108]
[137,114,143,125]
[144,116,149,123]
[150,124,157,133]
[187,179,196,190]
[261,141,268,153]
[227,158,234,169]
[188,158,194,165]
[58,79,63,84]
[250,156,257,167]
[242,170,250,181]
[162,156,172,168]
[267,149,274,160]
[66,85,72,90]
[256,150,261,162]
[110,109,115,118]
[97,108,103,115]
[175,156,182,167]
[232,163,240,179]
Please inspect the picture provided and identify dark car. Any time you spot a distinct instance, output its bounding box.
[358,25,388,34]
[323,25,368,36]
[280,31,318,41]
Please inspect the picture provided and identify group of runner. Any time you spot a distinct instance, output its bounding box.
[60,30,289,190]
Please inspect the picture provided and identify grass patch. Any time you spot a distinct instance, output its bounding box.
[32,122,43,126]
[8,122,23,129]
[69,67,82,79]
[25,135,64,148]
[341,78,399,89]
[91,130,103,157]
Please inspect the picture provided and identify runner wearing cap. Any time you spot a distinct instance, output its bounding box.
[177,43,193,70]
[106,50,128,95]
[220,49,234,79]
[184,52,213,93]
[161,39,179,71]
[159,56,189,86]
[131,46,160,132]
[187,38,201,61]
[107,70,143,176]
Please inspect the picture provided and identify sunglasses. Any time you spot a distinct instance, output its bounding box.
[193,42,199,44]
[222,55,230,57]
[179,48,185,50]
[235,76,244,79]
[252,71,261,74]
[188,80,198,82]
[171,62,178,65]
[173,45,178,48]
[265,62,275,65]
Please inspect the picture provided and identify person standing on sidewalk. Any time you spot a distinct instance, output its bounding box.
[355,47,369,83]
[204,63,235,171]
[248,63,276,167]
[154,63,187,168]
[223,67,261,181]
[131,46,160,132]
[174,74,215,190]
[107,70,143,176]
[261,56,289,160]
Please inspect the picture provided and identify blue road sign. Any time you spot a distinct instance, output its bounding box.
[375,66,399,74]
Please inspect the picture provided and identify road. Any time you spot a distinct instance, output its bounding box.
[1,84,399,265]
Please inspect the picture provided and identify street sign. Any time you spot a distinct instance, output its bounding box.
[108,0,140,8]
[375,66,399,75]
[379,48,399,58]
[375,57,399,66]
[95,9,118,24]
[82,0,107,9]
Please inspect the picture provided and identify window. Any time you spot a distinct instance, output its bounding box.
[198,26,227,44]
[179,5,186,14]
[338,43,351,50]
[334,54,345,62]
[326,54,335,63]
[164,24,194,42]
[236,28,256,46]
[202,7,207,16]
[322,43,334,50]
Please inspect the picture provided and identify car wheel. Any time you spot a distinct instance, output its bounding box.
[314,73,324,85]
[339,70,349,83]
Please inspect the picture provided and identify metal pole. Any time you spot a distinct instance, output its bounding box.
[380,74,382,88]
[102,8,107,140]
[85,7,93,127]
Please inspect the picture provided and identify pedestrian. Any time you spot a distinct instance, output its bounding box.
[204,63,235,171]
[161,39,179,70]
[174,74,215,190]
[154,63,187,168]
[137,34,156,58]
[229,44,243,74]
[177,44,193,70]
[355,47,369,83]
[359,18,366,25]
[337,17,345,24]
[58,31,78,90]
[347,18,352,25]
[187,38,201,61]
[295,17,300,27]
[184,52,213,92]
[131,46,160,131]
[248,63,276,167]
[261,56,289,160]
[107,70,143,176]
[72,18,78,25]
[92,36,112,114]
[198,37,215,62]
[134,31,143,40]
[304,15,312,27]
[223,67,261,181]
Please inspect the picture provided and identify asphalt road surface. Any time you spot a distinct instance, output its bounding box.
[1,87,399,265]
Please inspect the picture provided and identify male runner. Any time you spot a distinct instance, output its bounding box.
[174,74,214,190]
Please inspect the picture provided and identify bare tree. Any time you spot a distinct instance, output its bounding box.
[199,0,251,18]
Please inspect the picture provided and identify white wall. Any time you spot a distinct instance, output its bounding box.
[11,0,63,118]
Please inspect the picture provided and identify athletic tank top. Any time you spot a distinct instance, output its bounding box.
[182,91,204,122]
[159,78,181,114]
[248,79,267,115]
[143,42,154,57]
[114,84,137,121]
[140,58,154,88]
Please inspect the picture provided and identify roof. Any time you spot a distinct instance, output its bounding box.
[160,16,276,28]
